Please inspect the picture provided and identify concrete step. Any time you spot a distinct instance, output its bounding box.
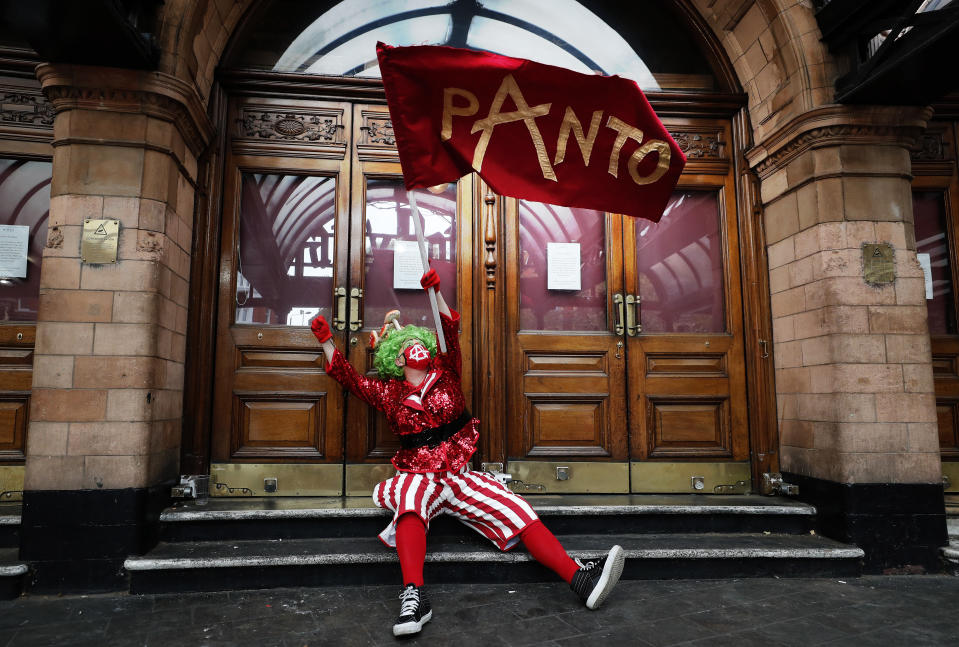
[159,494,816,542]
[0,548,26,600]
[0,502,20,549]
[124,532,863,594]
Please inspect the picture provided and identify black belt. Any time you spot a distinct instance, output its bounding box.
[399,410,472,449]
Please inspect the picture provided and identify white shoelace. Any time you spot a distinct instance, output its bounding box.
[399,587,419,616]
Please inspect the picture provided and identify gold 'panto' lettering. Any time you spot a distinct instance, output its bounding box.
[628,140,671,186]
[605,116,644,179]
[470,74,556,181]
[442,88,479,141]
[440,75,673,188]
[554,107,603,167]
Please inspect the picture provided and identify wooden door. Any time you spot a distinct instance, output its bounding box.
[504,201,630,492]
[210,101,474,496]
[0,157,51,497]
[343,105,473,494]
[911,119,959,494]
[503,118,750,494]
[211,99,353,495]
[623,174,750,492]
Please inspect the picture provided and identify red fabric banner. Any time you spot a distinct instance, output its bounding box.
[376,42,686,222]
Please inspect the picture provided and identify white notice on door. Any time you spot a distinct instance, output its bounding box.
[917,252,933,300]
[547,242,581,291]
[393,240,426,290]
[0,225,29,278]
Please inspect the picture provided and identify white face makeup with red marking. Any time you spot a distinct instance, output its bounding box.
[403,343,431,370]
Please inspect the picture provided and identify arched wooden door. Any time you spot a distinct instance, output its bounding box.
[209,100,473,496]
[503,117,751,493]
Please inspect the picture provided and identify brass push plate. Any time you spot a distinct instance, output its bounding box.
[862,243,894,285]
[81,219,119,264]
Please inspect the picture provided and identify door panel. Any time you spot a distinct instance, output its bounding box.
[506,201,628,475]
[0,157,50,479]
[212,99,353,472]
[345,104,471,485]
[212,101,474,495]
[625,182,748,467]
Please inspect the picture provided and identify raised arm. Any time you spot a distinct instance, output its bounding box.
[310,313,389,410]
[420,268,461,376]
[311,314,337,364]
[420,267,451,317]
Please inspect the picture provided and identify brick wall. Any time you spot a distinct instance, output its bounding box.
[24,66,211,491]
[748,106,941,484]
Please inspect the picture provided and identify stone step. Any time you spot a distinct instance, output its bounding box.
[159,494,816,542]
[124,532,862,594]
[0,548,27,600]
[0,502,21,549]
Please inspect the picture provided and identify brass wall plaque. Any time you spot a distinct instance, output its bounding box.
[863,243,895,285]
[81,219,119,264]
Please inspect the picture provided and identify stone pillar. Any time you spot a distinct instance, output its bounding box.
[20,65,211,591]
[748,105,947,571]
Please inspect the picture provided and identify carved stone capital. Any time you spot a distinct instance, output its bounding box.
[35,63,212,157]
[746,104,933,179]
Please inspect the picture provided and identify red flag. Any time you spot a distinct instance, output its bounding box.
[376,42,685,222]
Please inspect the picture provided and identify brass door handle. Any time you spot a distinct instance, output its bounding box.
[349,287,363,332]
[613,293,625,335]
[333,286,347,330]
[625,294,640,336]
[333,288,346,330]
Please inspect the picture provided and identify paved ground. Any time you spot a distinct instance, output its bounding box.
[0,575,957,646]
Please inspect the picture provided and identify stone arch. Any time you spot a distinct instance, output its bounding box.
[154,0,255,103]
[690,0,837,142]
[151,0,839,128]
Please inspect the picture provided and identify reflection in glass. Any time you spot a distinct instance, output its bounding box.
[637,191,725,333]
[914,191,955,334]
[226,1,718,90]
[364,179,457,329]
[519,202,606,332]
[0,158,51,322]
[235,173,335,325]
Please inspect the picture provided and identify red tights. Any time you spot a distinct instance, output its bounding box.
[396,513,427,587]
[394,514,579,586]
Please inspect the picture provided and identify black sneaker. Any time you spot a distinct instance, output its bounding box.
[392,584,432,636]
[570,545,625,610]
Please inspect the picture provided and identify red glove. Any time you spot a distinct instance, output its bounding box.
[310,314,332,343]
[420,268,440,290]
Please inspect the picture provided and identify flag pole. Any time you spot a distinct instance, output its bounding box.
[408,189,447,354]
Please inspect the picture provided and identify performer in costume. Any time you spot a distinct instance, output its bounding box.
[311,268,624,637]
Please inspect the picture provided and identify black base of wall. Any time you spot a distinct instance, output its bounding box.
[782,472,948,573]
[20,483,173,593]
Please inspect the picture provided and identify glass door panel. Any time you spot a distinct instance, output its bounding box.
[518,202,607,332]
[914,191,955,335]
[636,191,725,334]
[235,172,336,326]
[362,178,458,329]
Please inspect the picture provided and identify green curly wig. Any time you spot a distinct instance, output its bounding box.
[373,324,438,379]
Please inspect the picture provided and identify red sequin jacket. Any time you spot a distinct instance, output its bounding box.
[324,309,479,473]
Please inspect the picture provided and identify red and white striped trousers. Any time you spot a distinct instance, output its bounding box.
[373,468,539,551]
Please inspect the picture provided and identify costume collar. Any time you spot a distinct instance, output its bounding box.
[402,369,442,411]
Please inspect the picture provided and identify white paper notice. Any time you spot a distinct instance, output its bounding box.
[547,242,581,291]
[0,225,29,278]
[393,240,426,290]
[917,252,933,300]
